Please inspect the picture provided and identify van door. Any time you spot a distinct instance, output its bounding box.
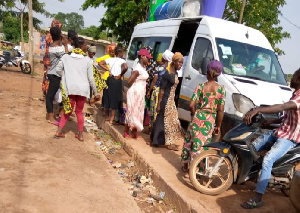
[178,35,215,121]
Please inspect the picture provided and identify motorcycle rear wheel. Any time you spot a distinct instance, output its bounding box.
[189,149,233,195]
[21,63,31,74]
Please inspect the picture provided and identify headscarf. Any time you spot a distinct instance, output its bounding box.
[172,52,184,62]
[51,19,62,29]
[157,53,163,62]
[106,43,117,54]
[87,45,96,53]
[162,50,174,63]
[207,60,223,78]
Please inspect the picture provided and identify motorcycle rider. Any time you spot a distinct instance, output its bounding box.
[241,68,300,209]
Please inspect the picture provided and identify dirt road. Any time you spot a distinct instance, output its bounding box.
[0,68,141,213]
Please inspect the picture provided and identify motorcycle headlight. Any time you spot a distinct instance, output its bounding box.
[232,93,255,115]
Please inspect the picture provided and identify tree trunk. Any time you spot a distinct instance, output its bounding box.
[21,11,24,52]
[28,0,34,73]
[238,0,247,24]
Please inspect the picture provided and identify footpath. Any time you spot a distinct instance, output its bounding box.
[95,111,297,213]
[0,69,141,213]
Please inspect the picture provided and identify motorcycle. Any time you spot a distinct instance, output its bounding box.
[189,111,300,196]
[290,170,300,211]
[0,48,31,74]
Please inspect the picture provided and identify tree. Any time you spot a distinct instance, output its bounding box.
[1,10,41,43]
[82,0,290,53]
[80,25,108,40]
[82,0,148,45]
[0,0,55,49]
[1,11,27,42]
[223,0,290,55]
[54,12,85,32]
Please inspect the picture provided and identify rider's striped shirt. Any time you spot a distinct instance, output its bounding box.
[274,89,300,143]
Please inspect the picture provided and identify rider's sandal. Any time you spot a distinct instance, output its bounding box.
[241,199,264,209]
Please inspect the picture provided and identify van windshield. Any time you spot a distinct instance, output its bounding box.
[216,38,287,85]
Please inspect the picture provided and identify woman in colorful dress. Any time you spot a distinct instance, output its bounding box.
[150,52,184,151]
[146,52,171,132]
[124,49,152,138]
[181,60,226,176]
[87,44,108,105]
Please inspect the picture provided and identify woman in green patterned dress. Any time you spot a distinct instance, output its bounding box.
[181,60,226,176]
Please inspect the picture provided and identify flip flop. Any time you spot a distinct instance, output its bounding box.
[48,120,59,126]
[123,132,131,138]
[75,134,84,142]
[241,199,264,209]
[132,134,141,139]
[166,145,179,151]
[181,166,188,172]
[54,133,65,139]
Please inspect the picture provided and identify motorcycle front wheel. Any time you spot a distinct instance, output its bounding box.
[189,149,233,195]
[21,63,31,74]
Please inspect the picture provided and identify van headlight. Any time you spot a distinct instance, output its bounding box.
[232,93,255,115]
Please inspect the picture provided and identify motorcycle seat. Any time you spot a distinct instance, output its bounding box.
[287,144,300,154]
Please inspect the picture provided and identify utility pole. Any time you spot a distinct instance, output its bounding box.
[238,0,247,24]
[28,0,34,73]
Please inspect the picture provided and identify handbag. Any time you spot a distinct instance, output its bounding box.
[53,88,62,104]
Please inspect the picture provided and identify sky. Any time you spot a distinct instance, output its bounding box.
[34,0,300,74]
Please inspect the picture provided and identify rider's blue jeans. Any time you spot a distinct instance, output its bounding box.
[253,131,297,194]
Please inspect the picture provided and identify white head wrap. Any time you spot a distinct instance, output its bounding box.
[162,50,174,63]
[87,45,96,53]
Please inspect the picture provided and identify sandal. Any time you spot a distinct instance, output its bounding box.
[75,134,84,142]
[166,144,179,151]
[241,199,264,209]
[123,132,131,138]
[183,172,189,179]
[181,166,188,173]
[54,133,65,139]
[48,120,59,126]
[132,133,141,139]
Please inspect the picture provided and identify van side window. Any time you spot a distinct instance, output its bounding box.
[191,37,214,72]
[128,37,149,60]
[147,37,172,60]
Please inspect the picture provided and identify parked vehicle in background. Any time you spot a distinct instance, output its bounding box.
[0,47,31,74]
[124,16,292,139]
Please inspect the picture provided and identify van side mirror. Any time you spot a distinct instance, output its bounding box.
[201,57,211,75]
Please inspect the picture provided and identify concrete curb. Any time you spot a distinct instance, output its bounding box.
[94,111,197,213]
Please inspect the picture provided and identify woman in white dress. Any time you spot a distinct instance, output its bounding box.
[124,49,153,138]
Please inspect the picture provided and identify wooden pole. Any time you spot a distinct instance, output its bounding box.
[238,0,247,24]
[28,0,34,73]
[20,10,24,52]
